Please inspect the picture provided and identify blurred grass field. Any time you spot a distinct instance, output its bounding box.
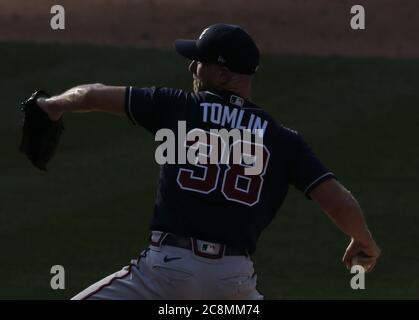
[0,42,418,299]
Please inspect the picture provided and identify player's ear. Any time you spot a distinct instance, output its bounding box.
[188,60,197,74]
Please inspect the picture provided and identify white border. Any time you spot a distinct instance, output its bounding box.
[303,172,334,195]
[127,86,137,125]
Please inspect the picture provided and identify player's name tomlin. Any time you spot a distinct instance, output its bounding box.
[200,102,268,138]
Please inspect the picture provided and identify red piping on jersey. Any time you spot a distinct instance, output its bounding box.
[80,265,133,300]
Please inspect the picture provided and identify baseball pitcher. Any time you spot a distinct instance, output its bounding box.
[19,24,380,300]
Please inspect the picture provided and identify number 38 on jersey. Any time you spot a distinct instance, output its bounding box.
[177,129,270,207]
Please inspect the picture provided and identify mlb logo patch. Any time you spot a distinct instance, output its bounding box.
[198,241,221,254]
[201,243,217,253]
[230,95,244,107]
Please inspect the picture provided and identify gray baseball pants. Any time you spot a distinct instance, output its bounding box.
[71,241,263,300]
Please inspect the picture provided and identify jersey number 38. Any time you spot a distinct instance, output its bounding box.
[177,129,270,207]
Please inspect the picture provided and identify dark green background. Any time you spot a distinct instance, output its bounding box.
[1,43,418,299]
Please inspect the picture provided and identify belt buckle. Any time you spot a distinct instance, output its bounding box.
[192,238,225,259]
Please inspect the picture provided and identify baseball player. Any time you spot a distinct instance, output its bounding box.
[34,24,380,299]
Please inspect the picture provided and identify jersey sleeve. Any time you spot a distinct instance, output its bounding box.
[288,132,336,199]
[124,86,187,134]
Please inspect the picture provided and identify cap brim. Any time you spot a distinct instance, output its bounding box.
[174,39,204,61]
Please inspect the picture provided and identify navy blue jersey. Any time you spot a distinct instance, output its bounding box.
[125,86,335,254]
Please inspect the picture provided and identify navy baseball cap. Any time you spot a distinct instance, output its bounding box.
[174,24,260,75]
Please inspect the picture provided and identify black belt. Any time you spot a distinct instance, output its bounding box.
[152,233,249,258]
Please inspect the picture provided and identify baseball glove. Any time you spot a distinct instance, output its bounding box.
[19,90,64,171]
